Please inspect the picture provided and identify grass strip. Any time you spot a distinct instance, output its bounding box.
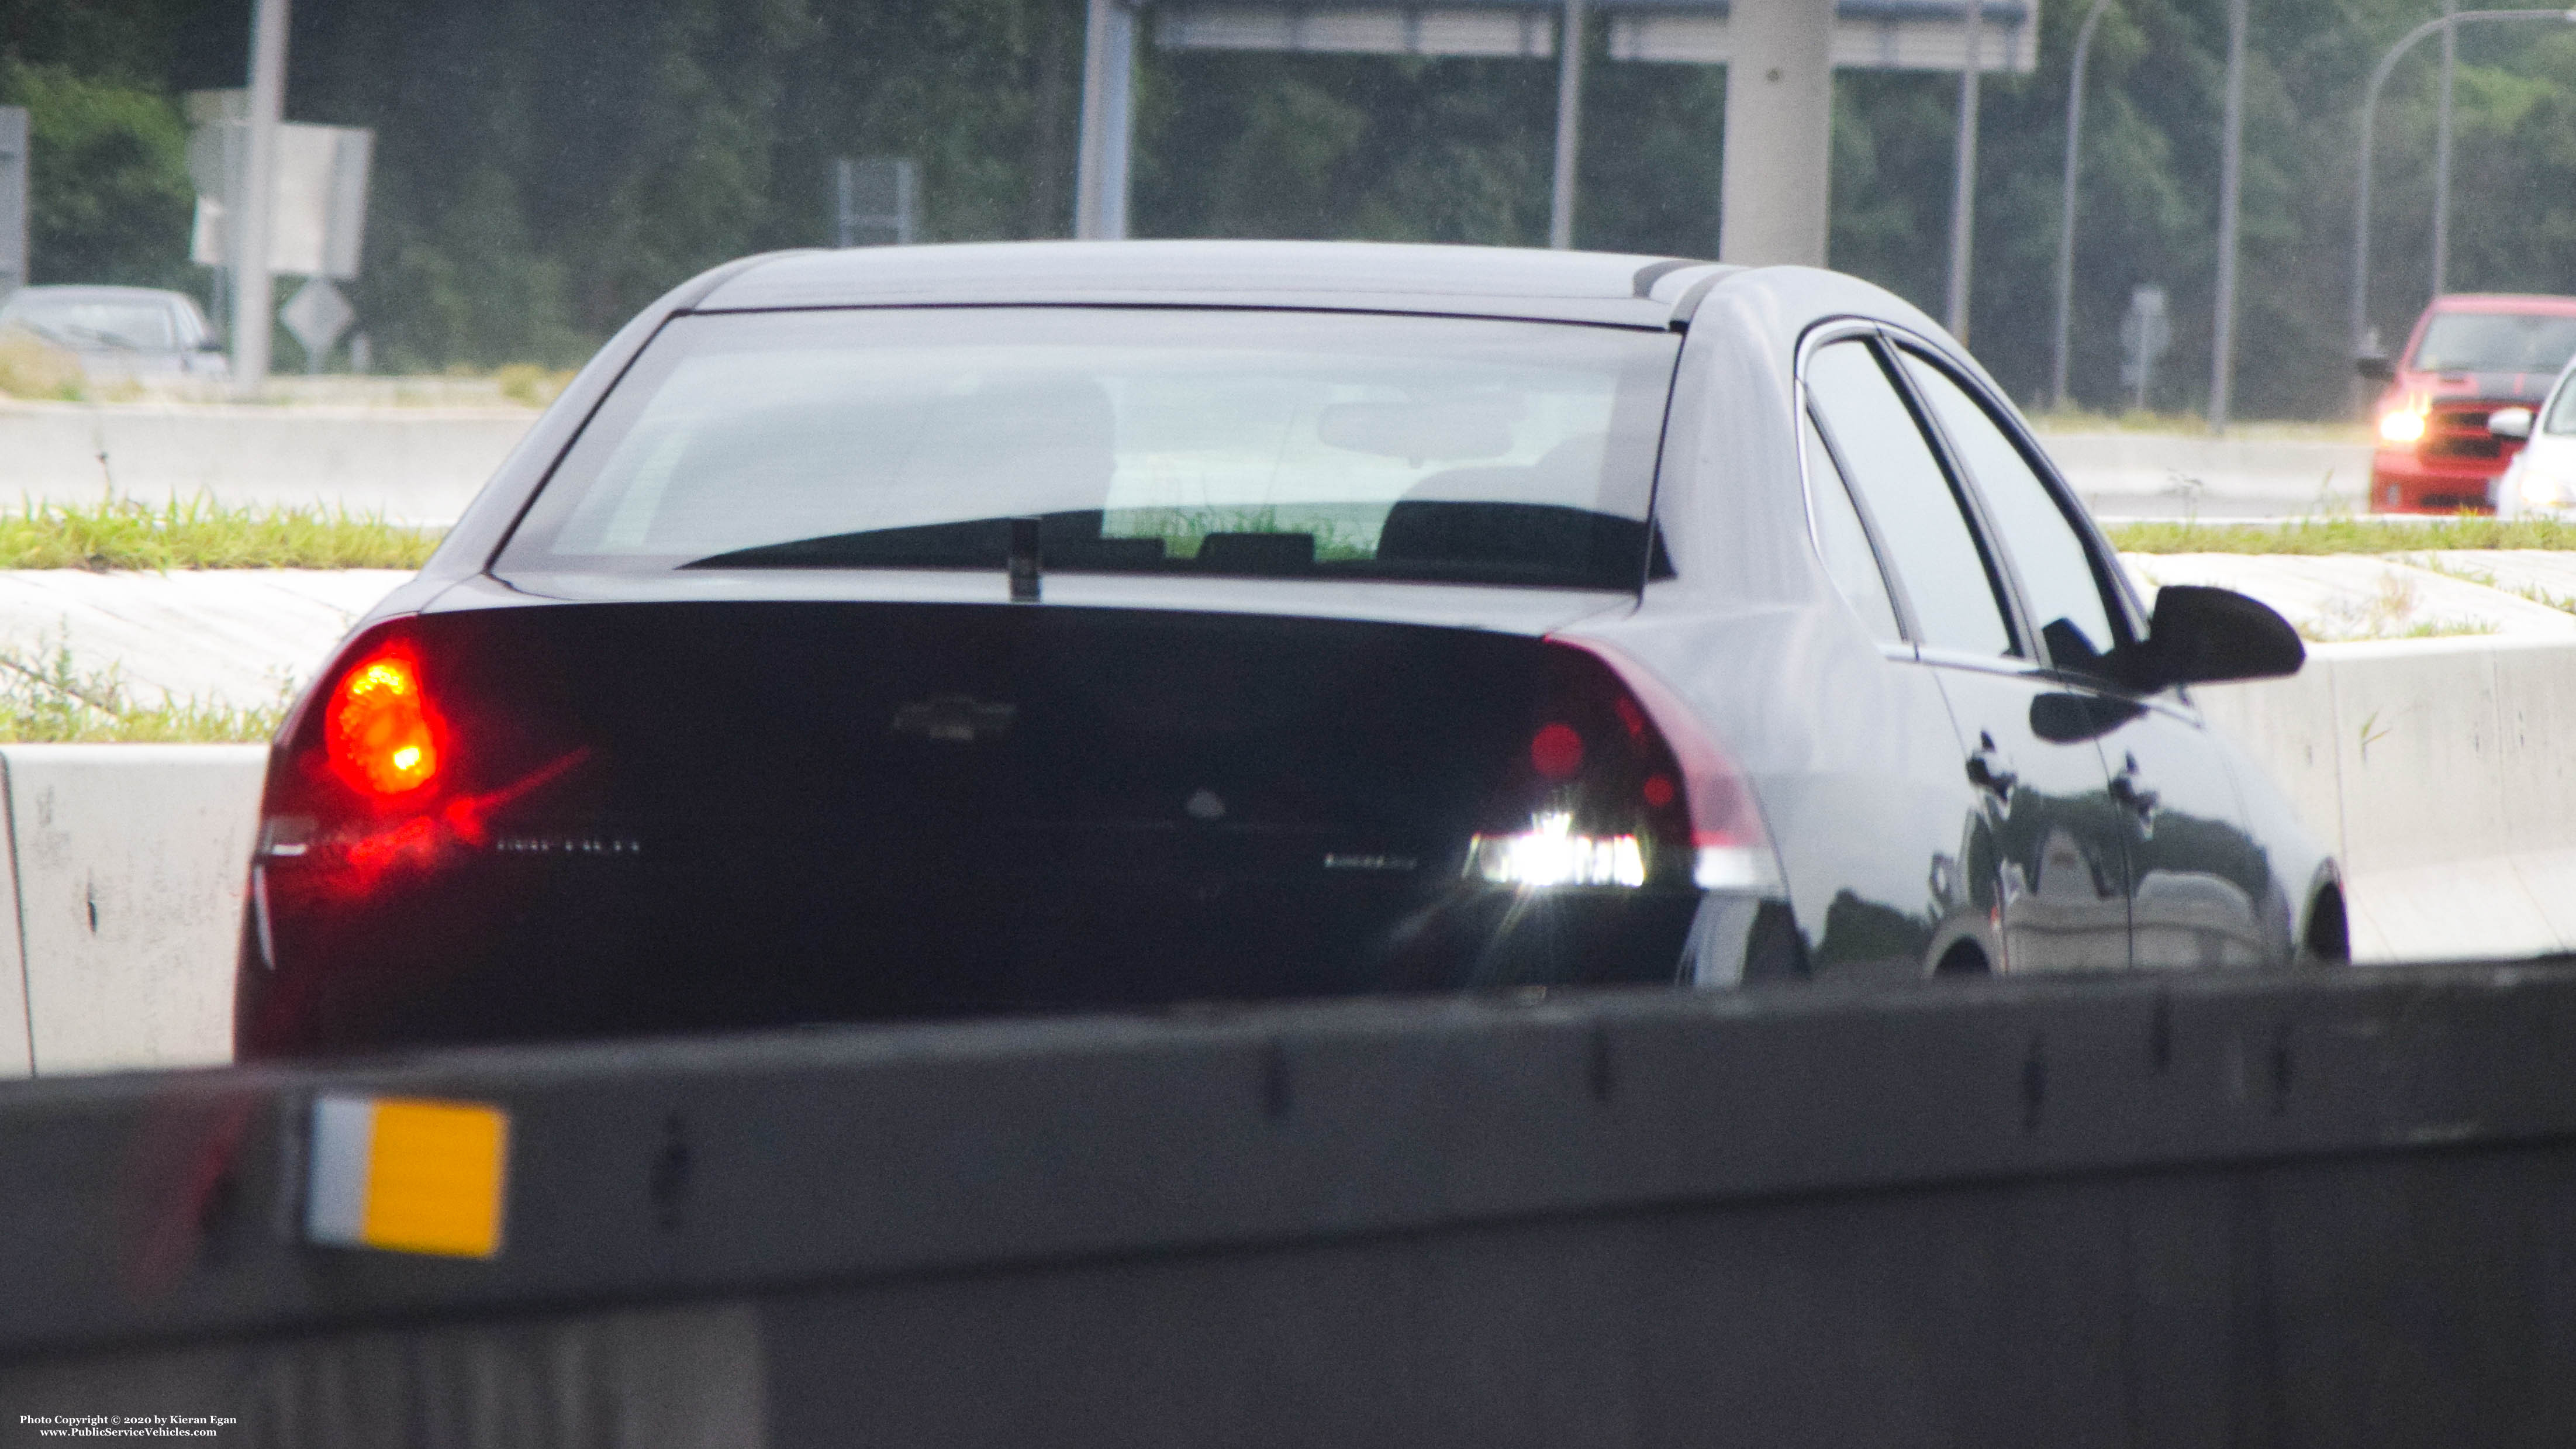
[0,496,443,570]
[2107,516,2576,556]
[0,633,286,743]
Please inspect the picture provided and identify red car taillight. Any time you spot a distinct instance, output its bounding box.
[324,646,442,798]
[1465,637,1781,894]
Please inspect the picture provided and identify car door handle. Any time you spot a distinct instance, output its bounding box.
[2110,766,2160,822]
[1966,733,2016,801]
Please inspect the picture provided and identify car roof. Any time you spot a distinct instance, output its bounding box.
[1,285,199,308]
[693,240,1732,328]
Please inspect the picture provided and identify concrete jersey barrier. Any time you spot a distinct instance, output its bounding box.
[0,401,533,523]
[0,746,264,1078]
[5,963,2576,1445]
[2197,633,2576,962]
[1,402,2371,526]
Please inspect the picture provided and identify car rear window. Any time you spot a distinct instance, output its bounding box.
[2411,312,2576,375]
[4,298,175,351]
[2546,379,2576,436]
[498,307,1679,591]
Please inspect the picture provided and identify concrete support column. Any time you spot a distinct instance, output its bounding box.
[1074,0,1136,241]
[1718,0,1835,268]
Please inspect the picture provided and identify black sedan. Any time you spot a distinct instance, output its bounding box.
[236,242,2342,1058]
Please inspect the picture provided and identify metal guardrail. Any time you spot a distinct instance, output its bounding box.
[5,960,2576,1445]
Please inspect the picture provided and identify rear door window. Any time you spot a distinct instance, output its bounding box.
[1800,411,1904,644]
[1801,338,2014,658]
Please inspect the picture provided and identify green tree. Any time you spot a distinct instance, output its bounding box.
[1,59,193,288]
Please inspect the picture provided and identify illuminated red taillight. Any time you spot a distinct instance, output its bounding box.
[326,648,440,797]
[1543,634,1782,893]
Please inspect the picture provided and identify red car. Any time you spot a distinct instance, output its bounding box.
[2364,294,2576,513]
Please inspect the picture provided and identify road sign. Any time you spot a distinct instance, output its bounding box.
[2120,284,2173,411]
[279,277,353,369]
[185,91,373,281]
[832,157,918,247]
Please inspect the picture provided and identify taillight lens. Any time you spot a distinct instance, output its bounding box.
[326,647,441,797]
[1473,635,1781,895]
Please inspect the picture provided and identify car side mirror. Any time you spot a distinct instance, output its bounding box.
[198,337,226,353]
[2356,354,2395,384]
[2136,585,2304,689]
[2490,406,2535,441]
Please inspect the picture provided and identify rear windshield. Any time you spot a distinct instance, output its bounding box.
[498,307,1679,591]
[2,297,175,351]
[2411,311,2576,375]
[2549,374,2576,436]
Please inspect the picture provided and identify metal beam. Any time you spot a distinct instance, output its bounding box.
[1718,0,1834,266]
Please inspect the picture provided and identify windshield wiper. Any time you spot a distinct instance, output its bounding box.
[681,516,1021,571]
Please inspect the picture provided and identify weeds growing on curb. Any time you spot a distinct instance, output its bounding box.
[0,496,442,570]
[0,632,287,743]
[2106,516,2576,555]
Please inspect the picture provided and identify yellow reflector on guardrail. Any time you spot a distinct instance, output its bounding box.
[307,1095,509,1258]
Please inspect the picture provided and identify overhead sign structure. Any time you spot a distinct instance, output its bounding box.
[1154,0,2037,69]
[1085,1,2036,268]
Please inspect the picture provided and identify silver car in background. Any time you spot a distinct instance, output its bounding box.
[2493,360,2576,518]
[0,284,230,382]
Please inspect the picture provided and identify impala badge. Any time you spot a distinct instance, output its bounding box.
[892,694,1016,743]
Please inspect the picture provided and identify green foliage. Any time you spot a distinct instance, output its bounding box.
[0,631,287,743]
[16,0,2576,421]
[0,497,440,570]
[0,58,194,289]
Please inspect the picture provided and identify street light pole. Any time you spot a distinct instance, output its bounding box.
[2430,0,2458,296]
[1074,0,1135,241]
[1944,0,1984,340]
[2349,8,2576,412]
[2208,0,2247,433]
[2052,0,2116,411]
[232,0,288,399]
[1549,0,1587,250]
